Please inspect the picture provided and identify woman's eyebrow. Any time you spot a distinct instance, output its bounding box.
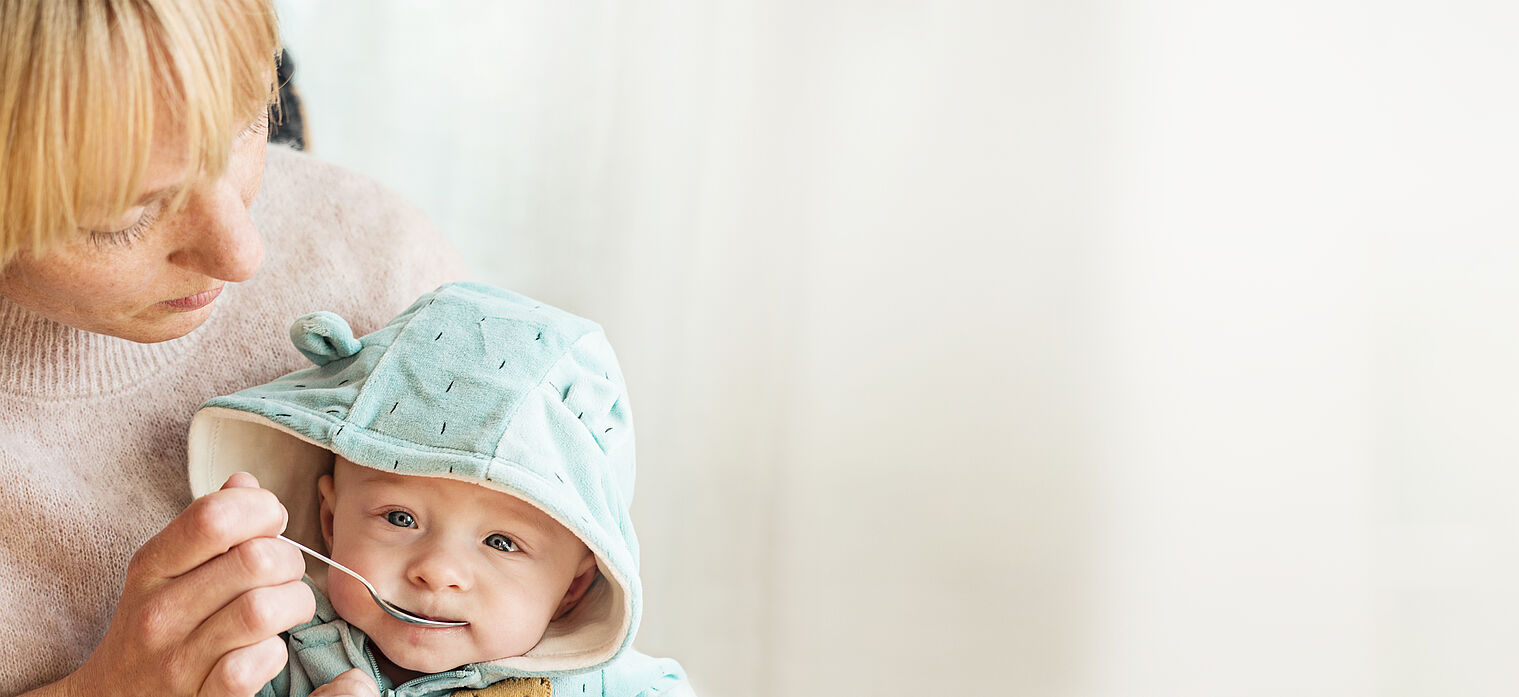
[133,183,182,206]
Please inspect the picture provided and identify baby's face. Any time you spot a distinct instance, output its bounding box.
[318,456,597,675]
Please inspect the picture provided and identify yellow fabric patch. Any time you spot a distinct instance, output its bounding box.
[451,677,552,697]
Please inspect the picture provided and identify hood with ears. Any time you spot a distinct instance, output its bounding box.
[187,282,640,677]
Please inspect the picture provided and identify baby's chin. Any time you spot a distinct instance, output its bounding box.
[378,637,541,676]
[375,642,473,679]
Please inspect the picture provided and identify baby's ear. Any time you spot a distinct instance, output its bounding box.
[554,555,600,619]
[316,474,337,549]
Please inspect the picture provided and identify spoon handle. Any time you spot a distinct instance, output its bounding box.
[275,535,468,627]
[277,535,375,593]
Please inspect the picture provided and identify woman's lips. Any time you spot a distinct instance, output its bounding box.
[159,285,223,311]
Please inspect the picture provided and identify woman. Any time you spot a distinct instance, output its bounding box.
[0,1,466,695]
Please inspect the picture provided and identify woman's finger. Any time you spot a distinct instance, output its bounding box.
[221,471,260,490]
[196,634,288,697]
[157,534,308,639]
[179,578,313,677]
[66,476,302,697]
[130,483,287,582]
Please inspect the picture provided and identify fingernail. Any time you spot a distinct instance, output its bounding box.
[280,506,289,533]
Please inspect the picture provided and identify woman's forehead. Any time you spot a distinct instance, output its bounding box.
[74,109,193,222]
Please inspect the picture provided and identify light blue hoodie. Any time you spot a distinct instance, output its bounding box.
[186,282,690,697]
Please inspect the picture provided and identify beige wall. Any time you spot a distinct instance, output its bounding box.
[276,1,1519,695]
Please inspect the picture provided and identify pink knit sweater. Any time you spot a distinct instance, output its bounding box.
[0,146,470,695]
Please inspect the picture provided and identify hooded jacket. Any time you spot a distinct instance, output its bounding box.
[186,282,690,697]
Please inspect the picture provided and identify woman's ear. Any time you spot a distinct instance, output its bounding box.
[554,554,600,619]
[316,473,336,549]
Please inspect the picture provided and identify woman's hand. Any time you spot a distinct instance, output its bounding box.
[37,473,315,697]
[309,669,379,697]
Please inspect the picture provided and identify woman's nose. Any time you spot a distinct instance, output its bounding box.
[165,177,264,282]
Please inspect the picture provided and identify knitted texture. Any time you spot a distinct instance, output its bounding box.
[0,145,470,695]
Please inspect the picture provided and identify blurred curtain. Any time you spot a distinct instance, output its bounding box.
[276,2,1519,696]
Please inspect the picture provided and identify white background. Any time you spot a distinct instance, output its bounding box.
[276,2,1519,695]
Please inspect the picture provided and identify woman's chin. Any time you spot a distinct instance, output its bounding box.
[109,304,217,343]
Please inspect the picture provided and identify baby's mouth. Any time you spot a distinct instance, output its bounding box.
[392,604,468,626]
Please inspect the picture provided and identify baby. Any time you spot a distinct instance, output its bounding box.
[186,282,692,697]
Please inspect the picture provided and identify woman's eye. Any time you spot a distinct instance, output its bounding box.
[385,510,415,528]
[484,534,517,553]
[87,207,159,249]
[236,113,270,141]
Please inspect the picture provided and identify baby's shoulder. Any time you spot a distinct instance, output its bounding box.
[597,649,693,697]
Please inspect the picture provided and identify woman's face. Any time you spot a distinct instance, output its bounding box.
[0,113,269,343]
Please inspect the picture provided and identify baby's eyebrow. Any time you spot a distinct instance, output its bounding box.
[341,470,413,494]
[506,515,556,539]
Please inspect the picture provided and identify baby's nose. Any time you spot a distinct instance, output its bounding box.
[406,547,473,592]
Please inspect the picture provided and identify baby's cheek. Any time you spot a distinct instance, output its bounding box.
[480,616,556,661]
[327,575,377,630]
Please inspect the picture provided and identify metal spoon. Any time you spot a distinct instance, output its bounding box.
[278,535,469,627]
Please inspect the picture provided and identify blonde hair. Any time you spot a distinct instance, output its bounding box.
[0,0,280,266]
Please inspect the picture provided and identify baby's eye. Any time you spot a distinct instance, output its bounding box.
[484,534,517,553]
[385,510,416,528]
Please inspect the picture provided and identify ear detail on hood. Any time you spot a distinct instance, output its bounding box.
[290,311,364,366]
[563,370,630,455]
